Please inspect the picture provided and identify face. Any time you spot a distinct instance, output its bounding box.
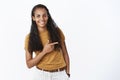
[32,8,48,28]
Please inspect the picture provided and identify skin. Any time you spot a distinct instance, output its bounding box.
[25,8,70,74]
[32,8,48,32]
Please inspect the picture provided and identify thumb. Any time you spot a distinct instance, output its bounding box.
[46,40,50,44]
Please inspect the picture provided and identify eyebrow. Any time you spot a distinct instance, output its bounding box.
[35,13,48,16]
[36,13,46,15]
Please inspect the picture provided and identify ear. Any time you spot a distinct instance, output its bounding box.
[32,16,36,21]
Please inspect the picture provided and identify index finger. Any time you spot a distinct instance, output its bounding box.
[49,42,58,45]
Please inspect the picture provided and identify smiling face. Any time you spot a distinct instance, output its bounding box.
[32,8,48,29]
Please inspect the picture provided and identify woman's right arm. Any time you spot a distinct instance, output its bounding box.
[25,50,46,68]
[25,40,58,68]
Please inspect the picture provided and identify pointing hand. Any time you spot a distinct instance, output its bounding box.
[42,40,58,54]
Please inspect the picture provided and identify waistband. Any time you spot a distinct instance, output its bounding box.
[36,67,65,72]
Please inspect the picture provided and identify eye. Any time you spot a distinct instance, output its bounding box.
[36,15,40,18]
[43,14,48,17]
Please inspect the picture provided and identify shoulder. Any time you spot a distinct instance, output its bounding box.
[24,33,30,50]
[24,33,30,44]
[57,27,64,34]
[57,27,65,41]
[25,33,30,40]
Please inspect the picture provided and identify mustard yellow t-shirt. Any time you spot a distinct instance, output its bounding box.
[24,28,66,70]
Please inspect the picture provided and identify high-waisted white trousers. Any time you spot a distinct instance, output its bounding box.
[33,68,69,80]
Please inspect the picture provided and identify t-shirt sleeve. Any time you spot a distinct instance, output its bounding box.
[58,28,65,42]
[24,34,29,50]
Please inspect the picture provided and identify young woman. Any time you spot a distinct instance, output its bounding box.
[24,4,70,80]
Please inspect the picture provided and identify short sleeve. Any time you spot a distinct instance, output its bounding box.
[24,34,30,50]
[58,28,65,42]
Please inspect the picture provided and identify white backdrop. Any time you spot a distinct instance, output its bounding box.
[0,0,120,80]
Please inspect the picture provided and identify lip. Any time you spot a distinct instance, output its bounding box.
[40,21,45,24]
[40,22,45,25]
[38,20,46,24]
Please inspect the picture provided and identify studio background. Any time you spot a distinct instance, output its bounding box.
[0,0,120,80]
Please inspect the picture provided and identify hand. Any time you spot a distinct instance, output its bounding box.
[42,40,58,54]
[67,73,70,77]
[65,68,70,77]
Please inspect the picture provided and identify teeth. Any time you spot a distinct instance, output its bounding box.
[40,22,45,24]
[39,21,45,24]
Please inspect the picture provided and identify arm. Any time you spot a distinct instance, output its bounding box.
[25,50,46,68]
[25,40,58,68]
[61,41,70,76]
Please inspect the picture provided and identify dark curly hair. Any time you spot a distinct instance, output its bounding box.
[28,4,62,53]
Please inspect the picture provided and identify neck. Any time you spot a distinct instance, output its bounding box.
[38,26,47,33]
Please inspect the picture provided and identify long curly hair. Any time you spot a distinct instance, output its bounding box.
[28,4,62,53]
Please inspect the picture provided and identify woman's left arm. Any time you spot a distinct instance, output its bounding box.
[61,41,70,77]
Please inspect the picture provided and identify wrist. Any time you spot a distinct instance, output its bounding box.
[41,50,46,55]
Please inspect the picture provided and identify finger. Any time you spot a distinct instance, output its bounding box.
[49,42,58,45]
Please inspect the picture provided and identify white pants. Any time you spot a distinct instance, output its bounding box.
[33,68,69,80]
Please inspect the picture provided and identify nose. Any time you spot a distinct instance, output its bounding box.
[40,16,44,20]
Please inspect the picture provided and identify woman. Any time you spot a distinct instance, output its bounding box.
[24,4,70,80]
